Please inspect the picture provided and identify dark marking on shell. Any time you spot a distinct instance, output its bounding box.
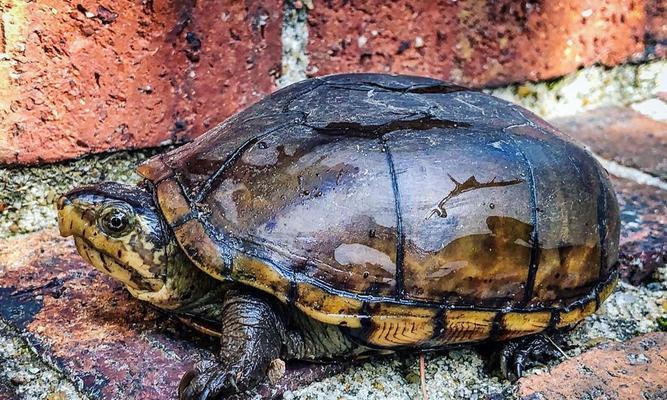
[489,311,504,341]
[308,115,469,139]
[431,306,447,342]
[170,209,197,229]
[288,280,298,305]
[547,310,560,331]
[428,175,524,219]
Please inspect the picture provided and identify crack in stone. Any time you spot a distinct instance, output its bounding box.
[278,1,309,88]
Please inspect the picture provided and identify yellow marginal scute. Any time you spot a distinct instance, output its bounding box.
[156,179,191,224]
[365,305,438,347]
[231,254,291,303]
[556,298,597,328]
[556,273,617,329]
[173,220,227,281]
[295,282,364,328]
[498,311,552,340]
[440,310,496,343]
[366,319,433,347]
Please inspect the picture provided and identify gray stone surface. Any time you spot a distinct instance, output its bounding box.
[0,149,166,239]
[0,319,85,400]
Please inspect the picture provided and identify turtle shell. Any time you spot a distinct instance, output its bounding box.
[138,74,620,348]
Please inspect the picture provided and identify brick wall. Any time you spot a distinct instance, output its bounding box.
[307,0,662,84]
[0,0,664,165]
[0,0,282,164]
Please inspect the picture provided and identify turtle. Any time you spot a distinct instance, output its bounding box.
[57,73,620,399]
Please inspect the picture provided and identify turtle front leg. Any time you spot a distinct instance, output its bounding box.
[179,288,287,400]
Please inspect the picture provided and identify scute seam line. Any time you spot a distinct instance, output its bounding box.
[381,138,405,299]
[506,136,540,305]
[193,121,296,203]
[595,165,609,279]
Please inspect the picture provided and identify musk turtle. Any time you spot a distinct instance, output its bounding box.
[57,73,620,399]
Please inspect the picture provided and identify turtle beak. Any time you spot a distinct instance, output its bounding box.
[56,187,100,237]
[57,195,71,210]
[56,195,75,237]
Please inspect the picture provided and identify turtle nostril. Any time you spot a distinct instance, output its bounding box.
[57,196,72,210]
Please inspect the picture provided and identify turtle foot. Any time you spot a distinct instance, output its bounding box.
[499,334,566,381]
[178,360,243,400]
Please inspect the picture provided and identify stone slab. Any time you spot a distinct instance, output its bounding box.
[0,382,18,400]
[518,332,667,400]
[551,106,667,180]
[613,177,667,285]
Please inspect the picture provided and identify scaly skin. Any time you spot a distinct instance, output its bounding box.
[180,288,286,398]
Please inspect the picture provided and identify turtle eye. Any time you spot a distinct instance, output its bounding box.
[98,205,135,237]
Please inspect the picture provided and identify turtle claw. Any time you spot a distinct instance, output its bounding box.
[499,334,564,381]
[178,361,241,400]
[178,369,197,398]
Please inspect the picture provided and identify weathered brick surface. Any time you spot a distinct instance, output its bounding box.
[307,0,657,87]
[0,0,281,165]
[517,332,667,400]
[551,106,667,180]
[0,230,350,399]
[613,177,667,285]
[647,0,667,57]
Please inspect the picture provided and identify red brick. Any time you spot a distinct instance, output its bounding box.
[647,0,667,57]
[613,177,667,285]
[0,230,350,399]
[518,333,667,400]
[647,0,667,41]
[551,106,667,180]
[0,0,282,165]
[307,0,651,87]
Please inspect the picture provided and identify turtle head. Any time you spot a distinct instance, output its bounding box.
[57,182,175,295]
